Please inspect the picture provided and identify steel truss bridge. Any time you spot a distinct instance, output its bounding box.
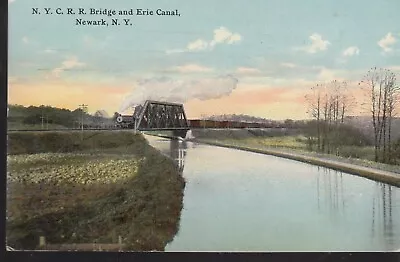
[135,100,190,138]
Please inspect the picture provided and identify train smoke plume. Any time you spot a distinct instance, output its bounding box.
[119,75,238,112]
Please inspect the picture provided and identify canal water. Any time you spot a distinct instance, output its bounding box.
[144,135,400,252]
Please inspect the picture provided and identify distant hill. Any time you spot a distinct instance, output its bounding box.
[344,115,400,141]
[204,114,278,124]
[94,110,109,118]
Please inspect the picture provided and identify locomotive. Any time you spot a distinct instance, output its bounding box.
[115,114,136,128]
[114,105,143,128]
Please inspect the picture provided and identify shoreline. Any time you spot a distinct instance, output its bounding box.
[193,139,400,188]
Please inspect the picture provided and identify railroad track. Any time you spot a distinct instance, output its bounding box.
[7,128,131,132]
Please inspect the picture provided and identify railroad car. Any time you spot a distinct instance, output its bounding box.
[188,119,201,128]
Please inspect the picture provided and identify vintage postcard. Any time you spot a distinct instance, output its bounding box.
[6,0,400,253]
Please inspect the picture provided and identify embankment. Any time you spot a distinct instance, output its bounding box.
[190,128,298,140]
[6,130,185,251]
[190,129,400,187]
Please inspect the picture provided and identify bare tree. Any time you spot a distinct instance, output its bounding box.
[387,78,400,162]
[360,67,398,163]
[305,84,323,151]
[306,80,353,154]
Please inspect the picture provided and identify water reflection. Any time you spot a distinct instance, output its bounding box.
[371,183,396,249]
[316,168,346,218]
[145,135,400,251]
[315,167,399,250]
[169,139,187,173]
[145,135,187,173]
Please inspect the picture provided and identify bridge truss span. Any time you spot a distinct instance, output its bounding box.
[135,100,190,135]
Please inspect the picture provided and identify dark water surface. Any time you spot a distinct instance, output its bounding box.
[145,135,400,252]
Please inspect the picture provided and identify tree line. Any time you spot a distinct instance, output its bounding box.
[7,105,114,128]
[306,67,400,164]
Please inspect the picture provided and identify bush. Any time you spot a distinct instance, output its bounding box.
[300,123,372,147]
[391,139,400,163]
[337,146,375,160]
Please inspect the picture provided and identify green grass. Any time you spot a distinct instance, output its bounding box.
[7,130,149,155]
[336,146,375,161]
[7,122,69,130]
[6,131,185,251]
[196,135,400,174]
[199,135,379,163]
[200,135,308,151]
[242,136,307,149]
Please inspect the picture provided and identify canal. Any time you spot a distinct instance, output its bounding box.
[145,135,400,252]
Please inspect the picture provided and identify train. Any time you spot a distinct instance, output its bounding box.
[187,119,283,129]
[113,114,283,129]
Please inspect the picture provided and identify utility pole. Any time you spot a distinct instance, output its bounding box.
[79,104,88,140]
[132,105,137,134]
[40,111,44,129]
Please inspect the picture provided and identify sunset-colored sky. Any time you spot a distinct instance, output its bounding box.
[8,0,400,120]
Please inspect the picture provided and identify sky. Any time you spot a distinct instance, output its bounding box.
[8,0,400,120]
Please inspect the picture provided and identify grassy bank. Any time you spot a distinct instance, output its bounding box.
[215,136,377,162]
[7,123,70,130]
[6,131,185,251]
[191,129,399,172]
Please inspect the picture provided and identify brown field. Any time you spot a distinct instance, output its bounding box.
[6,131,185,251]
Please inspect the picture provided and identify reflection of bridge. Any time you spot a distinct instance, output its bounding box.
[169,139,186,173]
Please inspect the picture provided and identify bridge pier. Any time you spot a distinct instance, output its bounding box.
[173,130,188,139]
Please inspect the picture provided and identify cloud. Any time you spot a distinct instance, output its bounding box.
[119,75,239,112]
[209,27,242,47]
[388,65,400,74]
[342,46,360,57]
[22,36,29,44]
[187,39,209,51]
[296,33,330,53]
[317,68,338,81]
[378,33,396,52]
[280,62,297,68]
[315,67,364,82]
[43,49,57,54]
[184,83,309,120]
[235,67,261,75]
[166,64,214,73]
[51,56,86,77]
[165,49,186,54]
[166,26,242,54]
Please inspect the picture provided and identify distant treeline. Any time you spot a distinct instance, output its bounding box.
[205,114,316,129]
[7,105,113,129]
